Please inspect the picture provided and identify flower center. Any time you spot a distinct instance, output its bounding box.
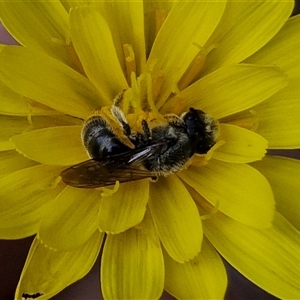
[61,36,220,189]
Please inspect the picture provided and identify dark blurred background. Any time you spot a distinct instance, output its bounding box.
[1,1,300,299]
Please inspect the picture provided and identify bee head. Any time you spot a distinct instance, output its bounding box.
[182,108,217,154]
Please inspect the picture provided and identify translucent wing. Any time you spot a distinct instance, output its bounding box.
[60,143,163,188]
[60,159,156,188]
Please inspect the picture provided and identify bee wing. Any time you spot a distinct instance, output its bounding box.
[60,159,156,188]
[60,142,166,188]
[103,142,163,166]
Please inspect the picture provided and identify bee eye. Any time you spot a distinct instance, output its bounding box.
[191,126,198,133]
[183,109,204,135]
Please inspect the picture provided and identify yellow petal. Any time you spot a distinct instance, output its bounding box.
[0,114,81,151]
[246,15,300,79]
[0,80,59,116]
[0,165,63,239]
[15,231,103,300]
[164,238,227,299]
[203,212,300,299]
[98,180,149,234]
[70,6,128,103]
[162,64,288,118]
[147,1,226,106]
[39,186,100,250]
[0,115,32,151]
[0,46,102,119]
[0,2,74,66]
[143,1,174,57]
[60,0,82,12]
[213,123,267,163]
[244,16,300,149]
[149,175,202,263]
[252,156,300,231]
[179,160,275,228]
[101,210,164,299]
[204,0,294,74]
[254,95,300,149]
[0,150,36,178]
[12,126,88,166]
[97,1,146,75]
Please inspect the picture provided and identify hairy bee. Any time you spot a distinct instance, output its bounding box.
[61,101,218,188]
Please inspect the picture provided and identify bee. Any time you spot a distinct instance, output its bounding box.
[61,98,218,188]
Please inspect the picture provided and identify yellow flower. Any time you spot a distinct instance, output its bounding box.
[1,1,300,299]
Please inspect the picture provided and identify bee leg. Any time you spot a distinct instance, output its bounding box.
[113,89,126,107]
[127,120,151,147]
[141,119,152,142]
[111,103,131,137]
[111,90,134,137]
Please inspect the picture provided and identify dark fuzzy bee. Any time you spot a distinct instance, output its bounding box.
[61,102,217,188]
